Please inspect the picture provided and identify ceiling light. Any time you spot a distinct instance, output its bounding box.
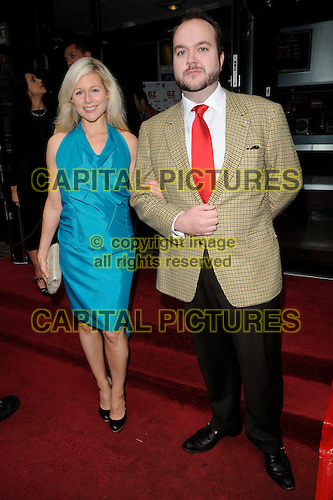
[157,1,187,11]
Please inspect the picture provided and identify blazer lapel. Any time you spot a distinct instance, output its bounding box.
[164,102,189,172]
[164,101,202,204]
[210,89,250,203]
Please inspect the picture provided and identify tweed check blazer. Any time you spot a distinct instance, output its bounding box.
[131,89,302,307]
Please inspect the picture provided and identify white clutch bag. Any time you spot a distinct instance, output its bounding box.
[46,243,62,295]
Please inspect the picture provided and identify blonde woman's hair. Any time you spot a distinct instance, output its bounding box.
[54,57,128,133]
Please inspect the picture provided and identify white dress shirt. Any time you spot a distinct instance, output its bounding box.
[183,83,226,177]
[172,83,226,234]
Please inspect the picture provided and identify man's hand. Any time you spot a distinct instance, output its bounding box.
[174,204,218,235]
[144,179,164,199]
[38,250,49,282]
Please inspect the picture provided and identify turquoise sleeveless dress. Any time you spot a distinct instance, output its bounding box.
[56,122,134,335]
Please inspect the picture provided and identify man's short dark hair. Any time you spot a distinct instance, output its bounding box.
[65,41,91,54]
[172,8,224,56]
[134,88,149,105]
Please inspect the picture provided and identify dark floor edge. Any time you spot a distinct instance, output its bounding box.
[1,326,332,386]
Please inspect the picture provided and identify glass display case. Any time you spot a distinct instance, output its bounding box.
[275,85,333,278]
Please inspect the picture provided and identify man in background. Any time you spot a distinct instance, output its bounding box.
[133,88,159,122]
[64,42,92,68]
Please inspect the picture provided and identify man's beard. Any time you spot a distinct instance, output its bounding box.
[175,69,220,93]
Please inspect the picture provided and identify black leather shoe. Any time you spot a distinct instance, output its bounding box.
[0,395,20,422]
[183,423,239,453]
[265,448,295,490]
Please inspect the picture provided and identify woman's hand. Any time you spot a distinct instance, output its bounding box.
[145,179,164,199]
[11,186,20,207]
[38,250,49,282]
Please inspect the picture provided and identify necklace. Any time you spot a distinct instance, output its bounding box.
[31,108,47,118]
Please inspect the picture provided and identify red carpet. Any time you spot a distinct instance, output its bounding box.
[0,256,332,499]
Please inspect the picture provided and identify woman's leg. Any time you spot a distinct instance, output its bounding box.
[102,328,128,420]
[28,249,39,275]
[79,322,111,411]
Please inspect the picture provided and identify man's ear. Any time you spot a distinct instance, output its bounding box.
[219,52,225,71]
[85,51,92,58]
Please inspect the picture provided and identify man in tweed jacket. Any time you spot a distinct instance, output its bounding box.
[131,8,302,491]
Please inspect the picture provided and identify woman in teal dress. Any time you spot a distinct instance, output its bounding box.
[38,58,137,433]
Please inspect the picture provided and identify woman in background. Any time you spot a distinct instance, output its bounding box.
[11,72,55,295]
[38,58,137,432]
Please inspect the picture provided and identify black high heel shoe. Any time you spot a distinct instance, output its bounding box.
[99,406,110,422]
[98,376,112,422]
[109,394,126,433]
[33,275,50,296]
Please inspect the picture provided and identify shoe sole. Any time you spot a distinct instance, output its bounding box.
[182,443,219,453]
[110,424,126,433]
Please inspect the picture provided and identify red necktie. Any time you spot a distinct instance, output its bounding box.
[191,104,215,203]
